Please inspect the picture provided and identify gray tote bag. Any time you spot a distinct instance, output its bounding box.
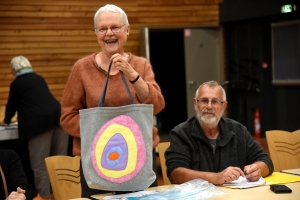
[79,61,156,191]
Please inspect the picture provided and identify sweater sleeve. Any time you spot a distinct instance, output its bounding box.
[165,126,193,178]
[60,60,85,139]
[245,132,274,176]
[4,82,18,124]
[135,57,165,115]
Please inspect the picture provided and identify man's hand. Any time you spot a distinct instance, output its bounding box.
[216,166,245,184]
[6,187,26,200]
[244,163,261,181]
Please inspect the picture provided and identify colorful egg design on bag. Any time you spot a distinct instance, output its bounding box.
[91,115,146,183]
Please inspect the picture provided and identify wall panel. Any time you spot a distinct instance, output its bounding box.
[0,0,222,120]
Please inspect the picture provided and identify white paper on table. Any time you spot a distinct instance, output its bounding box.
[222,176,266,189]
[0,122,18,130]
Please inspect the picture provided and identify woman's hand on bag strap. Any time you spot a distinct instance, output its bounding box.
[111,53,137,80]
[111,53,149,102]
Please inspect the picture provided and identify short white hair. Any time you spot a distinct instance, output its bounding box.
[195,80,226,101]
[94,4,129,28]
[10,56,32,71]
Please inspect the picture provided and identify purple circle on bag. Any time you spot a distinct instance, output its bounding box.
[101,133,128,170]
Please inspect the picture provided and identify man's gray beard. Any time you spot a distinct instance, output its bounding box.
[196,108,221,128]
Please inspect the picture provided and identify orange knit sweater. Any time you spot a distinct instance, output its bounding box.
[60,53,165,156]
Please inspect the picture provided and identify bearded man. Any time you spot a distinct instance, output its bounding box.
[165,80,273,185]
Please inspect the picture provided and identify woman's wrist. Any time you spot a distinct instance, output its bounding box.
[129,73,140,84]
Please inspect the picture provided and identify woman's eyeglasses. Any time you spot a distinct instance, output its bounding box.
[95,24,126,35]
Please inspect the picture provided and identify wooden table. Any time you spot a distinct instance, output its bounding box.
[87,181,300,200]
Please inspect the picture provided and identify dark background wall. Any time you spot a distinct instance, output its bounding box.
[219,0,300,136]
[149,29,187,133]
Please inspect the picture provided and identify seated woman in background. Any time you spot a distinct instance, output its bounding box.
[0,149,32,200]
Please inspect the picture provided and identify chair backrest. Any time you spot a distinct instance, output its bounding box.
[157,142,171,185]
[45,156,81,200]
[265,130,300,172]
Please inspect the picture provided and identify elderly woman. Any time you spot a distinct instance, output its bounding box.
[60,4,165,198]
[0,56,69,200]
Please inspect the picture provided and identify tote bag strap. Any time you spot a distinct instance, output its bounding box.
[0,165,8,198]
[98,60,134,107]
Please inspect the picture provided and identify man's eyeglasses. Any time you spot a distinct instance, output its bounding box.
[196,98,225,107]
[95,24,126,35]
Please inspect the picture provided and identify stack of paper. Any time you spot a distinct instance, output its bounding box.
[0,122,18,130]
[280,169,300,176]
[222,176,266,189]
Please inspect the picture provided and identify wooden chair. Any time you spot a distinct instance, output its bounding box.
[157,142,171,185]
[266,130,300,172]
[45,156,81,200]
